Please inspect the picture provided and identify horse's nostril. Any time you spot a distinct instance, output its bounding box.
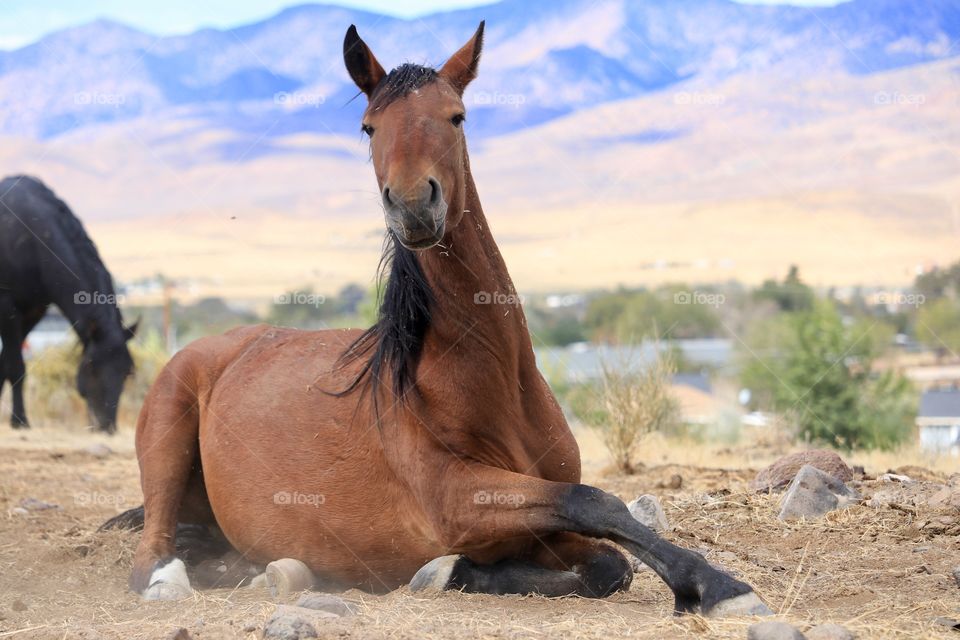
[382,186,393,205]
[427,178,440,204]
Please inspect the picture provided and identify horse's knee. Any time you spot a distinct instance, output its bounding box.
[576,545,632,597]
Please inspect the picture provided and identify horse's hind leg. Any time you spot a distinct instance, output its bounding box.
[411,533,631,598]
[128,358,203,600]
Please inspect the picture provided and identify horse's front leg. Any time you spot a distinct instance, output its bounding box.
[0,298,28,428]
[411,533,633,598]
[413,464,771,617]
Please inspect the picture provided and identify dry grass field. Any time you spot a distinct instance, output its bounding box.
[1,423,958,640]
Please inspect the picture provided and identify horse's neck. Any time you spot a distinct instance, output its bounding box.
[418,171,535,373]
[53,289,117,347]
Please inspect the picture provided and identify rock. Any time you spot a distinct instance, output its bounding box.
[926,485,960,510]
[9,507,29,516]
[952,566,960,589]
[249,572,270,589]
[262,610,318,640]
[747,620,806,640]
[753,451,852,493]
[934,617,960,630]
[778,465,858,521]
[84,443,113,459]
[626,495,670,532]
[658,474,683,489]
[806,623,855,640]
[12,599,28,611]
[166,629,192,640]
[627,556,652,573]
[879,473,912,483]
[18,497,60,511]
[294,594,356,617]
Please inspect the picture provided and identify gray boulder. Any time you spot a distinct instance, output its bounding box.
[806,623,855,640]
[626,495,670,532]
[294,593,356,617]
[778,465,858,521]
[747,620,806,640]
[262,614,316,640]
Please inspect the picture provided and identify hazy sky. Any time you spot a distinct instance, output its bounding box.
[0,0,847,50]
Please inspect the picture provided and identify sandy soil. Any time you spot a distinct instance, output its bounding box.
[0,425,958,640]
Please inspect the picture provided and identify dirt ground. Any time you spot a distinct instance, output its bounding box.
[1,425,958,640]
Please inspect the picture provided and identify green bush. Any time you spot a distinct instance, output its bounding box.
[741,301,915,450]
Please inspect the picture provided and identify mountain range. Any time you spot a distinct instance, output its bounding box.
[1,0,958,140]
[0,0,957,297]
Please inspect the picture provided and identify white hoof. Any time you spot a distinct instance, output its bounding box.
[143,558,193,601]
[706,591,774,618]
[265,558,315,597]
[409,555,461,592]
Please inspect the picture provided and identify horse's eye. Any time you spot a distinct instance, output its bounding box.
[361,124,375,137]
[450,113,465,127]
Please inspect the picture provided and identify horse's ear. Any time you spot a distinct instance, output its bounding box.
[124,318,140,341]
[343,24,386,97]
[439,21,485,95]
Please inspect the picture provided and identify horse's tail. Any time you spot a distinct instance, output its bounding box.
[99,505,144,531]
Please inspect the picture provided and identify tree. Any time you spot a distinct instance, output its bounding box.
[583,286,721,343]
[740,301,914,450]
[915,260,960,301]
[754,265,815,313]
[916,298,960,359]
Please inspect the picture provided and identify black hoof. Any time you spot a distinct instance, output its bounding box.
[11,416,29,429]
[674,566,772,617]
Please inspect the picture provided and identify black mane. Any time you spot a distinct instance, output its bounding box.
[369,64,439,111]
[335,233,434,416]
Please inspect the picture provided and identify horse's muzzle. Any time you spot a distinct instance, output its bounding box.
[383,177,447,250]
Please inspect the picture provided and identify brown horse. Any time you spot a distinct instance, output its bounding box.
[123,22,770,617]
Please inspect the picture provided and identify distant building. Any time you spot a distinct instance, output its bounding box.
[535,340,733,384]
[917,389,960,455]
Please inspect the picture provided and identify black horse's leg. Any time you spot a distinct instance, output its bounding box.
[415,466,771,617]
[0,295,28,428]
[411,535,632,598]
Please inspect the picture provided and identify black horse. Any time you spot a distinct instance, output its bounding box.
[0,175,136,433]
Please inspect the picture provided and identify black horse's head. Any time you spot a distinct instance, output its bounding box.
[77,321,137,433]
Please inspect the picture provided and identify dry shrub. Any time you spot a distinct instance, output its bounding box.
[574,349,681,473]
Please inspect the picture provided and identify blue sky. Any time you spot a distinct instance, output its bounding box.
[0,0,846,51]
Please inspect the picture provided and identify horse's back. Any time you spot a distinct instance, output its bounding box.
[0,174,105,305]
